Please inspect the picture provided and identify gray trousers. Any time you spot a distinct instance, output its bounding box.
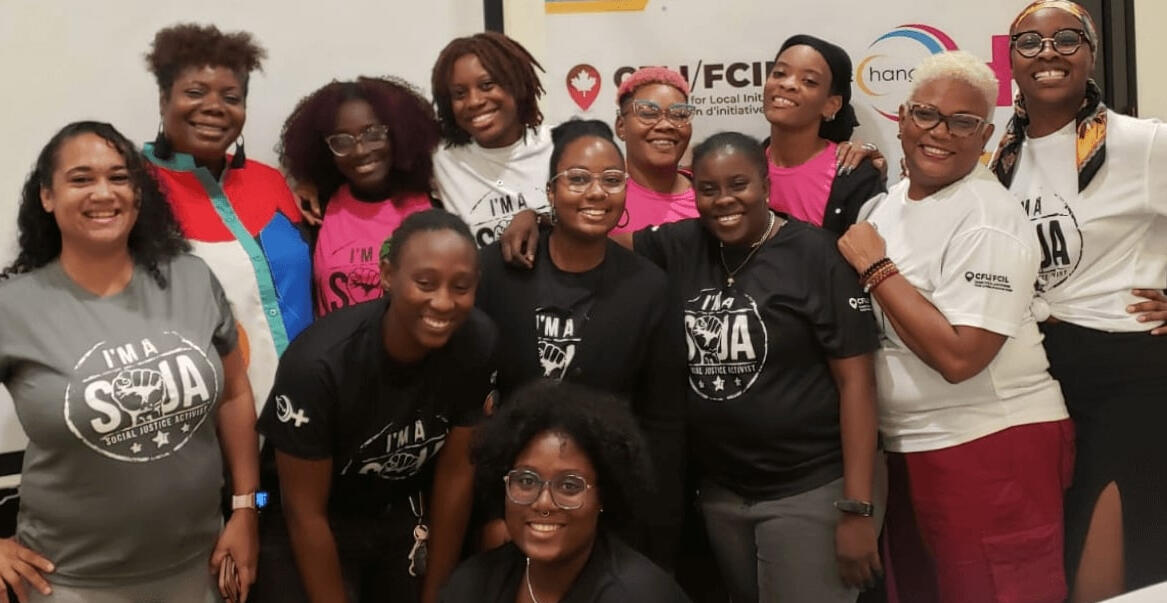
[701,467,887,603]
[28,555,218,603]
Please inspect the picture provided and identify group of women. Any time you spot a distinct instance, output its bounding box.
[0,1,1165,602]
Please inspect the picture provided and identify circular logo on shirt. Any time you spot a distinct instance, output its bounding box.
[683,288,768,401]
[63,332,219,462]
[1021,188,1082,292]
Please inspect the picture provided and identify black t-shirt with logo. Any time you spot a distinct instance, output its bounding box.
[257,297,496,515]
[532,259,600,380]
[635,217,878,500]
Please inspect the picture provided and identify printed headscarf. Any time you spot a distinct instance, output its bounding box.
[990,0,1106,192]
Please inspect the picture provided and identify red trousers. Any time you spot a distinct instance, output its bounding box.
[884,420,1075,603]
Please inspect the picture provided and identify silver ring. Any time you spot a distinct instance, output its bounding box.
[869,221,879,232]
[861,142,878,152]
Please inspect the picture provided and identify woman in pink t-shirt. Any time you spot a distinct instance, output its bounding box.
[279,77,439,315]
[763,35,885,236]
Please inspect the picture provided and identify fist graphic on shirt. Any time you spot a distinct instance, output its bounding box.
[111,368,168,427]
[538,341,575,378]
[347,266,382,298]
[691,315,725,363]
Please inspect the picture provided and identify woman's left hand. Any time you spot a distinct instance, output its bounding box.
[836,140,887,181]
[209,510,259,602]
[837,222,887,275]
[1128,289,1167,335]
[835,514,881,590]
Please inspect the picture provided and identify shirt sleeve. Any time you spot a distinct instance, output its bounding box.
[930,227,1038,336]
[632,219,696,271]
[1148,120,1167,217]
[256,343,336,459]
[813,247,880,358]
[208,272,238,356]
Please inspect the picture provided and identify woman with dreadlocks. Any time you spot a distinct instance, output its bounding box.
[990,2,1167,600]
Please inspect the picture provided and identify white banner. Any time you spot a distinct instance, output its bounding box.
[537,0,1034,176]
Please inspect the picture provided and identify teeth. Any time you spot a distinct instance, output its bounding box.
[649,140,676,149]
[471,111,496,127]
[921,145,952,158]
[1034,70,1067,81]
[580,209,606,218]
[85,210,118,219]
[529,523,561,533]
[354,161,380,174]
[716,214,743,225]
[422,317,451,329]
[771,96,796,107]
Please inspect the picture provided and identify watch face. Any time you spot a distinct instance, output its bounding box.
[255,491,269,509]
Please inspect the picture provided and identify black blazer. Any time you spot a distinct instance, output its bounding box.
[820,159,885,236]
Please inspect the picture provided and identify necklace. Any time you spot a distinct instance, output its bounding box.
[719,210,778,287]
[525,557,542,603]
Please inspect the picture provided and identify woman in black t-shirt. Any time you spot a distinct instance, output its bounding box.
[632,132,883,602]
[476,119,686,567]
[441,380,690,603]
[254,210,497,603]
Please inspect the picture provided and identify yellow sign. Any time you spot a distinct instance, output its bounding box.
[545,0,649,14]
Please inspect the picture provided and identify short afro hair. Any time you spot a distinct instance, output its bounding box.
[431,32,545,146]
[472,380,652,528]
[908,51,999,117]
[279,76,440,207]
[145,23,266,96]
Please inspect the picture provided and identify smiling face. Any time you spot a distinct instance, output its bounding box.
[448,53,523,148]
[693,147,770,246]
[160,65,246,167]
[505,430,601,566]
[381,229,478,360]
[900,77,994,200]
[1011,7,1094,111]
[41,133,140,255]
[763,45,842,131]
[549,136,626,241]
[332,99,392,195]
[615,83,691,172]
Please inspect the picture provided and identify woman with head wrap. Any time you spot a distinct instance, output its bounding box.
[990,2,1167,600]
[762,35,886,236]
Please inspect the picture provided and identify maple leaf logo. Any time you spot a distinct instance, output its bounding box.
[571,69,597,96]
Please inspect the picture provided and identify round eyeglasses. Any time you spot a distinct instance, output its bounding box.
[1011,29,1091,59]
[549,168,628,195]
[325,125,390,157]
[903,102,988,138]
[504,469,593,510]
[625,99,696,127]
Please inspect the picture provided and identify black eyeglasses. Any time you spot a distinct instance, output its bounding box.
[903,102,989,138]
[325,125,389,157]
[1011,28,1091,58]
[504,469,593,510]
[624,99,697,127]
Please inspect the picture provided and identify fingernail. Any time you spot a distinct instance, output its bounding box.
[1127,305,1135,312]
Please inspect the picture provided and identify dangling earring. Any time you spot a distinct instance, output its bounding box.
[550,203,559,225]
[153,122,173,159]
[617,207,630,229]
[825,113,836,122]
[230,136,246,169]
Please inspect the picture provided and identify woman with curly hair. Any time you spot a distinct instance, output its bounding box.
[430,31,553,251]
[144,23,312,408]
[279,76,441,316]
[0,122,259,601]
[441,380,690,602]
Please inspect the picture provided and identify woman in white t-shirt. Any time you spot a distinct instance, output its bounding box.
[989,2,1167,599]
[838,52,1073,603]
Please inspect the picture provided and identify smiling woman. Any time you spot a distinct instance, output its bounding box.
[144,23,312,411]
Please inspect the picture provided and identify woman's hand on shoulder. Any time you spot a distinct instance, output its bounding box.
[293,181,323,227]
[1128,289,1167,335]
[500,209,540,269]
[210,510,259,602]
[836,140,888,182]
[0,537,54,602]
[837,222,887,274]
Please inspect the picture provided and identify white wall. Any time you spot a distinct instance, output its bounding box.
[1134,0,1166,119]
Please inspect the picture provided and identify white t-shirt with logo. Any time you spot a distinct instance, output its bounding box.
[433,126,553,248]
[862,166,1067,453]
[1008,111,1167,331]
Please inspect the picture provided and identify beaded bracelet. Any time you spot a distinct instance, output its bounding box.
[863,262,899,293]
[859,257,893,283]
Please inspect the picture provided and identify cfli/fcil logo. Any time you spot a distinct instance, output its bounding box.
[856,24,1014,121]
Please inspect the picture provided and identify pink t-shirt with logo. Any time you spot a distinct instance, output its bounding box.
[767,141,837,226]
[313,185,431,316]
[611,176,698,234]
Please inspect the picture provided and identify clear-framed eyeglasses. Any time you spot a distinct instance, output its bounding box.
[625,99,697,127]
[325,124,390,157]
[549,168,628,195]
[504,469,593,510]
[1010,28,1091,58]
[903,102,989,138]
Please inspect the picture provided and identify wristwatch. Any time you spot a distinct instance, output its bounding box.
[833,498,875,517]
[232,491,263,511]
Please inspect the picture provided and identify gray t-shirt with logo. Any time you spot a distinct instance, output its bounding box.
[0,254,236,586]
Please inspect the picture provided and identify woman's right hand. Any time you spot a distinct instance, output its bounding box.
[500,209,540,269]
[293,181,323,226]
[0,538,53,603]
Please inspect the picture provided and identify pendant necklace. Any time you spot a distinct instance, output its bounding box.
[719,210,778,287]
[525,557,543,603]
